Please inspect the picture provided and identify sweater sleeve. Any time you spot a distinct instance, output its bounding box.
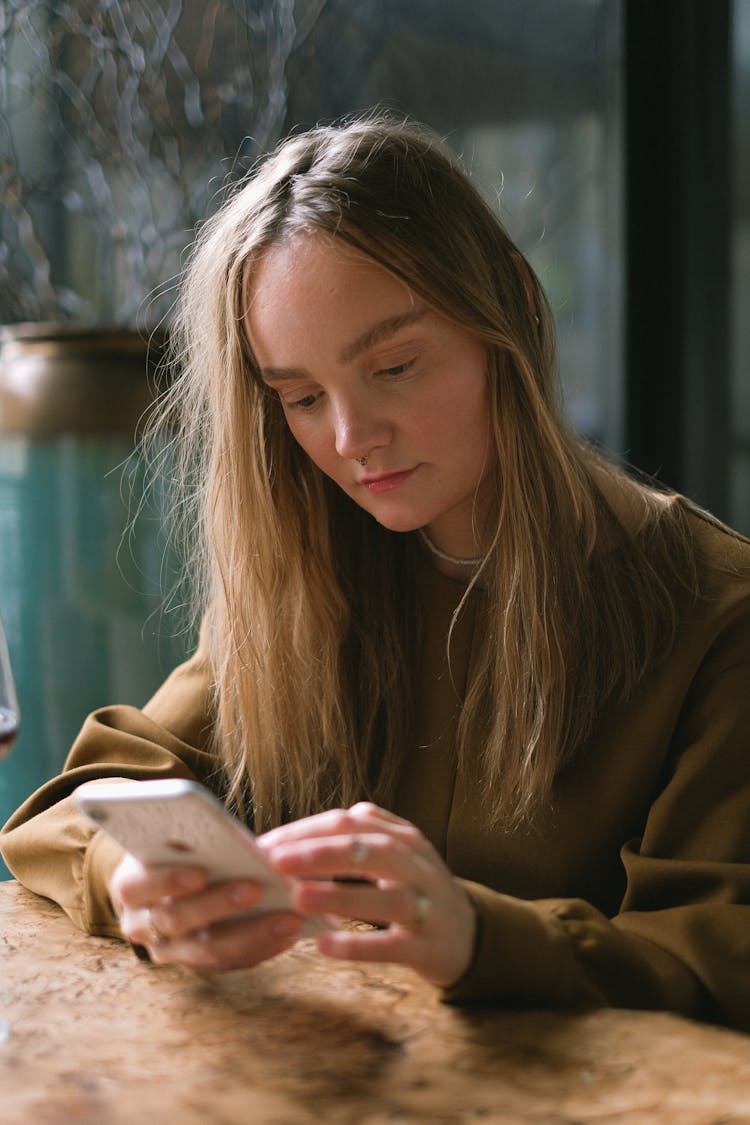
[444,608,750,1032]
[0,637,217,937]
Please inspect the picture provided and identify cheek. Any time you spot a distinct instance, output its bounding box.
[420,382,491,451]
[285,418,338,472]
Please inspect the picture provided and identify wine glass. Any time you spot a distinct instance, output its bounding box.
[0,613,19,760]
[0,613,18,1045]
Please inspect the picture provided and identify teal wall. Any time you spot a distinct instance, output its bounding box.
[0,436,191,877]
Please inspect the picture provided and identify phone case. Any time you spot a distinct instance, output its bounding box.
[74,778,328,936]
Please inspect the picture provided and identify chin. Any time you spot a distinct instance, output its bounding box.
[371,511,428,534]
[347,490,433,533]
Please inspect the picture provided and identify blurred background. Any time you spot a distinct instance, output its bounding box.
[0,0,746,873]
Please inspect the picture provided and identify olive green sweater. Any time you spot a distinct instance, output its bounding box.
[3,505,750,1029]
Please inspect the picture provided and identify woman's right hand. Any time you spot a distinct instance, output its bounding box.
[109,853,304,970]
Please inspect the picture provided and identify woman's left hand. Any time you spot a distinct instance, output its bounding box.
[260,802,477,988]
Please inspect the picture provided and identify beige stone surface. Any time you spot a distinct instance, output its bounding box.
[2,880,749,1124]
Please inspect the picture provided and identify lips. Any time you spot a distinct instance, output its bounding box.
[361,468,417,493]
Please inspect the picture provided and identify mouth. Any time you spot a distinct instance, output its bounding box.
[361,467,418,494]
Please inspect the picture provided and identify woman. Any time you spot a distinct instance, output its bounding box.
[2,115,749,1026]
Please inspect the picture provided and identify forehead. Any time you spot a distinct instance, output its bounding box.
[243,232,421,364]
[246,230,408,304]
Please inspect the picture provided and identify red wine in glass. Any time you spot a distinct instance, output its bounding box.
[0,705,17,759]
[0,614,19,761]
[0,614,18,1044]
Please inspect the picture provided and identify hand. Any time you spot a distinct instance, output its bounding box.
[262,802,477,988]
[109,853,304,970]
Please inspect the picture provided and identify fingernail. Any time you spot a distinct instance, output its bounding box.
[271,915,302,940]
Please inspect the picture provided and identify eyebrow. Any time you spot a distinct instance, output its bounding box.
[337,307,428,364]
[258,307,429,384]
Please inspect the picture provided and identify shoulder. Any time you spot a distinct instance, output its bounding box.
[677,499,750,607]
[603,487,750,669]
[679,498,750,568]
[666,499,750,672]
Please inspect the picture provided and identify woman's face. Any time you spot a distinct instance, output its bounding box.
[244,232,495,557]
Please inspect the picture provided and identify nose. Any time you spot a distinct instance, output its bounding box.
[331,393,389,463]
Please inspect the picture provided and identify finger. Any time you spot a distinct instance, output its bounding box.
[147,879,265,940]
[261,804,434,859]
[314,890,474,988]
[348,802,418,830]
[345,805,439,858]
[316,926,422,969]
[293,879,419,929]
[260,808,356,848]
[270,831,436,886]
[112,858,207,911]
[125,906,168,951]
[149,912,305,971]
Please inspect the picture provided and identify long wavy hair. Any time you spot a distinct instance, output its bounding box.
[146,113,697,830]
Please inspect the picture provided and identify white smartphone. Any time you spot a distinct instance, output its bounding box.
[74,778,330,937]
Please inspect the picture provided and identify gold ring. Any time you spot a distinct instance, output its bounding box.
[412,891,431,929]
[146,914,166,947]
[350,837,370,864]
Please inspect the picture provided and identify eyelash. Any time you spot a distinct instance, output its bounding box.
[376,358,416,378]
[282,357,417,411]
[286,392,319,411]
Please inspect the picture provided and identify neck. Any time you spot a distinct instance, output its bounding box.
[418,528,483,570]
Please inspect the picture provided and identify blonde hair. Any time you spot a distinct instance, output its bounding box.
[147,113,697,829]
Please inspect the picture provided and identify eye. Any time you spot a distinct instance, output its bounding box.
[263,380,321,412]
[376,358,416,378]
[288,392,319,410]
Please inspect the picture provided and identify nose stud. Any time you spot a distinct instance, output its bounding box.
[356,454,369,467]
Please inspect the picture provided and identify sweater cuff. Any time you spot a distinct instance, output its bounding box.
[442,880,592,1006]
[81,830,127,937]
